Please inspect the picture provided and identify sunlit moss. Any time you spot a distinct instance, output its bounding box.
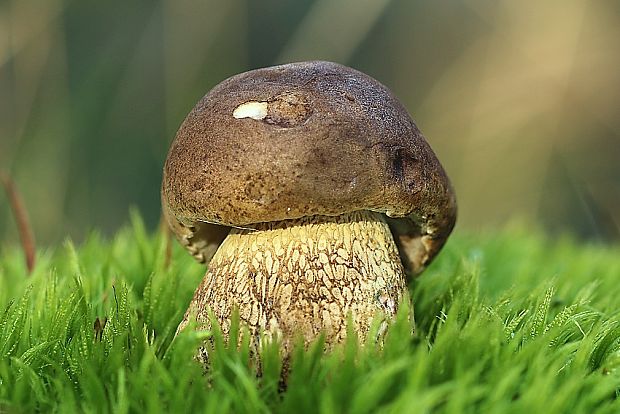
[0,216,619,412]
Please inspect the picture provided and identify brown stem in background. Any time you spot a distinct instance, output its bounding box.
[159,212,172,269]
[1,172,36,274]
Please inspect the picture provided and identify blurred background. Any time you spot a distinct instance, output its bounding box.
[1,0,619,247]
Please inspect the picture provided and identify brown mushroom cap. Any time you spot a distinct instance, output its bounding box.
[162,61,456,274]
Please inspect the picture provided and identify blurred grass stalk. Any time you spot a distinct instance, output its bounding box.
[0,172,35,273]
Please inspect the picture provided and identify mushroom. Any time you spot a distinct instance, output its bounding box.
[162,61,456,352]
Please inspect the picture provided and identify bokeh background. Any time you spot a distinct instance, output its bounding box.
[1,0,619,247]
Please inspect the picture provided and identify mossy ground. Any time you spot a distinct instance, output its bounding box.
[1,213,620,413]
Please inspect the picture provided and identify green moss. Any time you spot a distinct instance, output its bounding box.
[1,215,619,413]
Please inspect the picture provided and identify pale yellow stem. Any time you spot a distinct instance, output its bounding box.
[178,210,408,351]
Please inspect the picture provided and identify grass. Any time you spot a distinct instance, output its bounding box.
[1,213,620,413]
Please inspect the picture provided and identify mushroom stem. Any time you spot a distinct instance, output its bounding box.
[177,210,408,350]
